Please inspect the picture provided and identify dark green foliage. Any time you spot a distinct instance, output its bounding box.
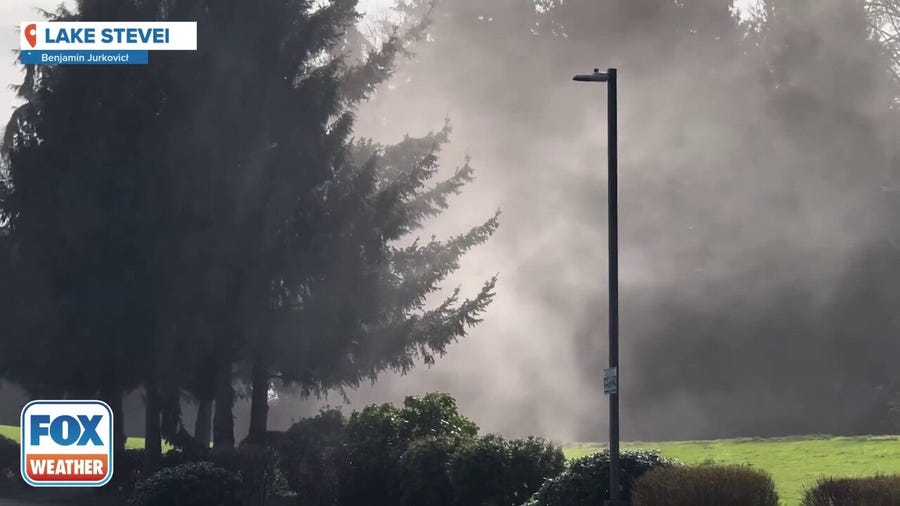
[339,393,483,505]
[127,461,242,506]
[450,434,566,506]
[0,435,17,471]
[278,409,346,506]
[112,449,147,497]
[401,393,479,442]
[801,475,900,506]
[0,435,19,490]
[214,445,288,506]
[632,465,779,506]
[0,0,496,468]
[277,393,484,506]
[395,436,460,506]
[525,450,676,505]
[341,403,407,505]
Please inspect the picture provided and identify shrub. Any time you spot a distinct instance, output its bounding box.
[801,475,900,506]
[394,436,460,506]
[339,394,481,506]
[111,449,146,497]
[278,393,482,506]
[127,461,242,506]
[401,393,479,442]
[450,435,565,506]
[633,464,779,506]
[525,449,675,505]
[215,445,288,506]
[279,408,346,506]
[341,403,406,506]
[0,435,19,491]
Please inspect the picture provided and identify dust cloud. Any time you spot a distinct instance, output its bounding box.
[266,0,900,443]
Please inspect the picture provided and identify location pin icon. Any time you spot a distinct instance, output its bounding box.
[24,24,37,48]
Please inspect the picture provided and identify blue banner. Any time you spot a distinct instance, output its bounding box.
[19,50,148,65]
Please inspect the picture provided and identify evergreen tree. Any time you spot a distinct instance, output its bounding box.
[1,0,497,470]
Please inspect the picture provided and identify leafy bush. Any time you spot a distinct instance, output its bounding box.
[341,403,406,506]
[112,449,146,497]
[215,445,288,506]
[801,475,900,506]
[450,435,565,506]
[127,461,242,506]
[525,449,676,505]
[401,393,479,442]
[395,436,460,506]
[0,435,19,490]
[279,408,346,506]
[337,393,481,505]
[633,464,779,506]
[277,393,483,506]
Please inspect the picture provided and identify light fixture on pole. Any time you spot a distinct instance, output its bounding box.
[573,67,619,506]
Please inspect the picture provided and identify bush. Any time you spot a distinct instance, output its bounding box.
[633,465,779,506]
[0,435,19,490]
[450,435,565,506]
[279,408,346,506]
[401,393,479,442]
[215,445,288,506]
[802,475,900,506]
[341,403,406,506]
[525,449,675,505]
[394,436,460,506]
[111,449,146,497]
[127,461,242,506]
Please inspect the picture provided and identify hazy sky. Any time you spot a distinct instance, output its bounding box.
[1,0,758,116]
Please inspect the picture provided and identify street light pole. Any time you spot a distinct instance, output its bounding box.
[573,67,619,506]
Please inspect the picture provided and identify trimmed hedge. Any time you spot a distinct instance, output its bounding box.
[525,450,675,505]
[127,461,242,506]
[633,464,779,506]
[802,475,900,506]
[450,434,565,506]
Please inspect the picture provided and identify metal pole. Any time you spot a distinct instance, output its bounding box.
[607,67,620,506]
[572,67,619,506]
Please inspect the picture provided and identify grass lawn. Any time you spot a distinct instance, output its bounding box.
[4,424,899,505]
[564,435,900,506]
[1,424,168,451]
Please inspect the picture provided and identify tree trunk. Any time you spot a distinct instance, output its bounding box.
[143,382,162,474]
[213,357,234,448]
[246,361,269,446]
[194,398,213,449]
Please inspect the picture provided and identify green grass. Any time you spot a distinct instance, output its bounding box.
[564,435,900,505]
[0,424,17,441]
[4,423,898,505]
[1,424,170,451]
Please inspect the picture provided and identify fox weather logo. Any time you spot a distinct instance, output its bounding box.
[20,401,114,487]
